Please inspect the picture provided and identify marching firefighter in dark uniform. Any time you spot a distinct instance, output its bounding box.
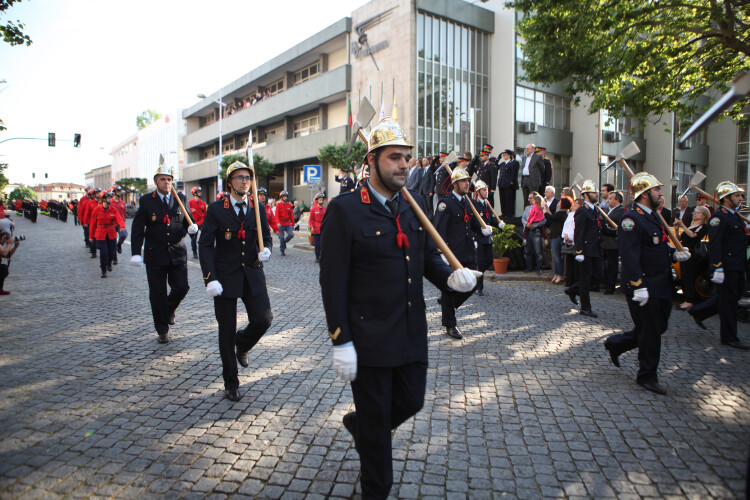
[320,118,477,499]
[199,161,273,401]
[131,165,199,344]
[468,144,498,208]
[688,181,750,350]
[472,180,503,295]
[335,170,356,195]
[429,152,451,216]
[435,166,492,339]
[604,173,690,395]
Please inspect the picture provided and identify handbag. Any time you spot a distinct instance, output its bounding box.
[561,242,575,255]
[695,235,709,260]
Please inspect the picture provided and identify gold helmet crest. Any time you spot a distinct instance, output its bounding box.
[474,180,489,191]
[366,118,412,155]
[226,161,252,179]
[580,179,597,194]
[716,181,745,200]
[451,168,470,184]
[153,165,174,179]
[630,172,663,199]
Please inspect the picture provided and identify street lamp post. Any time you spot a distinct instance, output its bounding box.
[197,90,227,197]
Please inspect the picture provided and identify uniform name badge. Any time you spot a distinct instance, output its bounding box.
[225,230,232,240]
[151,213,156,222]
[653,235,659,245]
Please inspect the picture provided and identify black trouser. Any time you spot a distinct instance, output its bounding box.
[680,257,701,304]
[96,236,116,269]
[213,278,272,389]
[603,249,619,292]
[691,270,745,344]
[605,295,671,384]
[145,261,189,335]
[313,233,321,258]
[441,260,477,327]
[0,263,8,290]
[568,256,602,311]
[83,225,89,246]
[565,253,579,288]
[476,243,492,292]
[350,361,427,499]
[189,224,202,253]
[499,187,516,217]
[522,180,531,207]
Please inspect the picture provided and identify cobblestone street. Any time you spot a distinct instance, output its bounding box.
[1,215,749,499]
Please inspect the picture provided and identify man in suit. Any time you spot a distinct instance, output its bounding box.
[535,146,553,194]
[599,183,614,212]
[497,148,519,217]
[673,195,694,225]
[131,166,199,343]
[199,161,273,401]
[543,186,559,213]
[405,155,423,191]
[320,118,477,498]
[418,156,435,216]
[468,144,499,208]
[604,173,691,395]
[602,191,625,294]
[520,143,545,207]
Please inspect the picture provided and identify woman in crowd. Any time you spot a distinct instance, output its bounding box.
[562,198,582,291]
[545,197,571,283]
[522,193,546,273]
[674,205,711,310]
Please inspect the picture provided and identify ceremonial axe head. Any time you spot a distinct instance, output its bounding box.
[347,97,377,153]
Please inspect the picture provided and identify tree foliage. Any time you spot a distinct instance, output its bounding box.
[1,0,32,47]
[116,177,148,194]
[0,163,8,193]
[317,142,367,173]
[8,185,37,201]
[136,109,163,130]
[507,0,750,127]
[219,153,276,180]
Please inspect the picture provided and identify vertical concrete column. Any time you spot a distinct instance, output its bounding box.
[319,104,328,130]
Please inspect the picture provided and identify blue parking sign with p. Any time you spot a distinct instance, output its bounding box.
[304,165,321,184]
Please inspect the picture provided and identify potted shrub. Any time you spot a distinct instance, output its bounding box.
[492,223,520,273]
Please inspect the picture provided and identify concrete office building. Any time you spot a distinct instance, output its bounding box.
[182,0,748,212]
[83,165,112,191]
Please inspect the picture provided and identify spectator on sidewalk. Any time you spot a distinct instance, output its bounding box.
[544,196,570,283]
[522,193,545,273]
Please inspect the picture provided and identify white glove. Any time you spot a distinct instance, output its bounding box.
[712,270,725,284]
[130,255,143,267]
[673,250,690,262]
[481,226,492,237]
[333,342,357,381]
[633,287,649,306]
[187,224,199,235]
[575,255,584,262]
[259,247,271,262]
[474,241,478,249]
[447,268,482,293]
[206,280,223,297]
[497,220,505,229]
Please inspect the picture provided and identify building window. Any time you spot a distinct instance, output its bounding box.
[293,62,320,85]
[265,79,284,95]
[601,109,645,139]
[416,12,491,157]
[223,141,233,153]
[516,86,571,131]
[199,112,216,128]
[673,161,706,205]
[737,125,749,191]
[264,126,284,141]
[200,146,216,160]
[293,166,304,186]
[293,116,319,138]
[601,159,644,193]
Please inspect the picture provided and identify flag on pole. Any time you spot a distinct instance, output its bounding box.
[392,94,398,121]
[348,95,352,127]
[379,92,385,121]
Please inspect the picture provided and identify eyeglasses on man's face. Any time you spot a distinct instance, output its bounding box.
[231,175,252,182]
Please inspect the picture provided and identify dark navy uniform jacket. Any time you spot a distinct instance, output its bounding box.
[618,206,675,298]
[319,182,453,367]
[131,191,190,266]
[336,175,355,195]
[434,192,483,266]
[497,160,519,189]
[472,198,499,245]
[574,204,604,258]
[199,195,273,298]
[468,157,498,193]
[708,206,750,272]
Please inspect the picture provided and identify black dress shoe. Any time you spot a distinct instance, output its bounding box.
[158,333,169,344]
[342,412,356,438]
[169,313,175,325]
[688,310,707,330]
[101,269,107,278]
[476,290,484,296]
[580,309,598,318]
[107,264,113,272]
[603,289,615,295]
[192,251,198,259]
[224,388,242,402]
[112,255,118,265]
[446,326,463,340]
[90,253,97,258]
[117,243,122,254]
[237,348,249,368]
[638,381,667,395]
[564,287,579,305]
[604,342,620,367]
[721,340,750,351]
[280,249,285,256]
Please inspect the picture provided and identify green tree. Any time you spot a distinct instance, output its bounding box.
[317,142,366,174]
[508,0,750,127]
[0,163,8,193]
[116,177,148,195]
[1,0,32,47]
[219,153,276,180]
[8,185,36,202]
[136,109,163,130]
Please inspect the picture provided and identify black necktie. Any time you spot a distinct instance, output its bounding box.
[163,196,169,210]
[237,201,245,219]
[386,198,399,216]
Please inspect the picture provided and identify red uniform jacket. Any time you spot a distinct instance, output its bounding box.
[189,198,207,226]
[111,200,127,225]
[309,204,326,234]
[79,197,93,225]
[266,204,278,233]
[276,201,294,226]
[89,205,125,240]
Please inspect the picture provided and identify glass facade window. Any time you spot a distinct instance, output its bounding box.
[266,79,284,95]
[736,126,748,191]
[673,161,706,205]
[199,112,216,129]
[293,116,319,138]
[293,166,304,186]
[549,154,570,193]
[516,86,571,131]
[601,160,643,194]
[293,62,320,85]
[416,11,491,157]
[601,109,645,139]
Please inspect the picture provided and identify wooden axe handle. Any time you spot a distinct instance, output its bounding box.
[249,166,264,253]
[171,186,194,226]
[596,205,618,229]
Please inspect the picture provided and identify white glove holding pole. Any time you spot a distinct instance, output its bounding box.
[633,287,649,306]
[673,250,691,262]
[712,269,725,284]
[187,224,199,235]
[333,342,357,381]
[447,268,482,293]
[497,220,505,229]
[206,280,223,297]
[259,247,271,262]
[575,255,584,262]
[130,255,143,267]
[481,227,492,237]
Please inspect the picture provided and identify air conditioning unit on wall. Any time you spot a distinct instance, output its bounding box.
[523,122,537,134]
[604,131,621,143]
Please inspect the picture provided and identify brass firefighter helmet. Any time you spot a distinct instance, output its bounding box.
[357,166,369,184]
[451,167,470,184]
[366,118,413,155]
[474,180,489,191]
[630,172,663,200]
[153,165,174,179]
[226,161,251,179]
[580,179,597,194]
[716,181,745,200]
